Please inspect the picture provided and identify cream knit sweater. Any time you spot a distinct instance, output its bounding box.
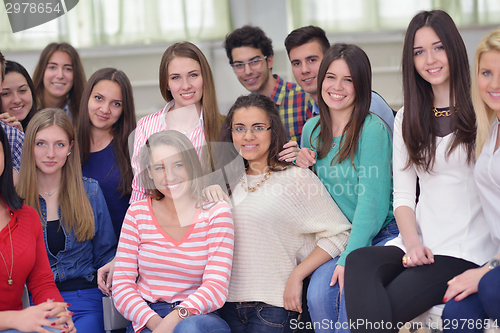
[227,166,351,307]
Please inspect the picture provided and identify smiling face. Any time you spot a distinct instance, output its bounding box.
[147,144,191,201]
[413,26,450,90]
[1,71,33,121]
[88,79,123,132]
[34,124,73,177]
[231,46,273,94]
[167,57,203,112]
[231,106,272,174]
[289,41,324,99]
[43,51,74,103]
[321,59,356,115]
[478,50,500,114]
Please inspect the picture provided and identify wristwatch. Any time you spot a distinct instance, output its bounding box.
[173,306,192,319]
[488,258,500,270]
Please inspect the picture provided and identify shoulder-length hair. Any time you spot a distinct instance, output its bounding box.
[313,43,371,165]
[473,28,500,157]
[140,130,204,205]
[159,42,224,169]
[4,60,38,131]
[17,108,95,241]
[219,93,290,171]
[0,125,23,210]
[32,43,87,122]
[402,10,475,171]
[77,67,137,197]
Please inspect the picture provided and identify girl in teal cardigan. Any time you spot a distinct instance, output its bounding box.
[296,43,396,332]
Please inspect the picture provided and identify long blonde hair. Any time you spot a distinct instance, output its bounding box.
[17,108,95,241]
[473,28,500,157]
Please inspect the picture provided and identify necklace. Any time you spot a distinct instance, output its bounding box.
[240,169,274,192]
[432,105,456,117]
[169,111,200,136]
[39,187,60,196]
[0,222,14,285]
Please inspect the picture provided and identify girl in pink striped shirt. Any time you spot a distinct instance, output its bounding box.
[112,130,234,333]
[130,42,225,203]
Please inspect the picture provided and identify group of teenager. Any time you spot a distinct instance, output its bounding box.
[0,8,499,333]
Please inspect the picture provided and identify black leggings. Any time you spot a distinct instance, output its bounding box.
[344,246,478,333]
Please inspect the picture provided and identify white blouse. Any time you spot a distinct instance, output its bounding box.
[387,108,497,265]
[474,118,500,249]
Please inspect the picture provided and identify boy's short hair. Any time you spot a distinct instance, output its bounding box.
[223,25,273,64]
[284,25,330,57]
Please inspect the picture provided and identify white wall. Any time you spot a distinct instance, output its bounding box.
[2,0,498,118]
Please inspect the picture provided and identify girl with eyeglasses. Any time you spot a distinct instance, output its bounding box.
[217,93,351,333]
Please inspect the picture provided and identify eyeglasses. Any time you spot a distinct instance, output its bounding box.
[231,56,268,73]
[231,126,271,135]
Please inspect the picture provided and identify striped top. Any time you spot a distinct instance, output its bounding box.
[130,100,206,203]
[112,198,234,333]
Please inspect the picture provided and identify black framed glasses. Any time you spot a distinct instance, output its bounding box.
[231,126,271,135]
[231,56,268,73]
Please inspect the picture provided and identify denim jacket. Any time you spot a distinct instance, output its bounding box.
[40,177,117,283]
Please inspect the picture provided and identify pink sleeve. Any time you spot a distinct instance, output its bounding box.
[112,206,156,332]
[130,120,148,204]
[179,202,234,314]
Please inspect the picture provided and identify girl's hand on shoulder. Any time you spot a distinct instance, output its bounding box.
[403,245,434,267]
[278,140,299,162]
[203,185,229,203]
[296,148,316,168]
[0,112,23,132]
[283,270,303,313]
[443,265,489,303]
[97,258,115,296]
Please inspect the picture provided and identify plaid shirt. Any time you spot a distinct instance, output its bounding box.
[269,74,314,146]
[1,122,24,172]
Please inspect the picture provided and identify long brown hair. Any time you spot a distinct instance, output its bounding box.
[402,10,475,171]
[77,68,137,197]
[159,42,224,170]
[17,108,95,241]
[32,43,87,122]
[312,43,372,165]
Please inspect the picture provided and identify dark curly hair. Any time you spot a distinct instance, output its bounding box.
[223,25,274,64]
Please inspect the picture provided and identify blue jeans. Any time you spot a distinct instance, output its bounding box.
[60,287,106,333]
[442,266,500,332]
[219,302,299,333]
[307,219,399,333]
[126,301,230,333]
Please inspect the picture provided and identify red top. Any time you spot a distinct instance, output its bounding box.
[0,204,63,311]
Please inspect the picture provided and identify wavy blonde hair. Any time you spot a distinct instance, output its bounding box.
[473,28,500,157]
[17,108,95,241]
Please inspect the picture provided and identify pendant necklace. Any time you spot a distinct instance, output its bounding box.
[39,187,60,196]
[0,222,14,285]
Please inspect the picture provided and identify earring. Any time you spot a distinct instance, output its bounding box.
[67,152,71,156]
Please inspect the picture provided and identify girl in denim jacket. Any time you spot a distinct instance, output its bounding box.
[17,108,116,333]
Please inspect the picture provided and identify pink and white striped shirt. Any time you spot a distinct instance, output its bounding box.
[112,198,234,333]
[130,101,206,203]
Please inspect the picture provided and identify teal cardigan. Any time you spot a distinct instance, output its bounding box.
[301,113,394,266]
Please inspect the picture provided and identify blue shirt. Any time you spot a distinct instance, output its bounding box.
[39,177,117,283]
[82,141,131,239]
